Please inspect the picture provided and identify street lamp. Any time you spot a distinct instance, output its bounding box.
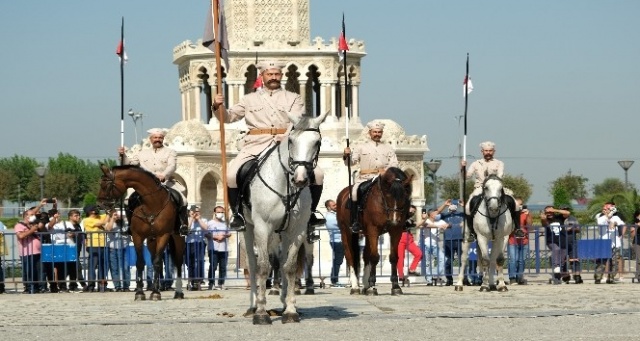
[618,160,634,189]
[426,160,442,205]
[128,108,144,144]
[35,166,46,199]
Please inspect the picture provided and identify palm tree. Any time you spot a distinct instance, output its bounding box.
[588,189,640,223]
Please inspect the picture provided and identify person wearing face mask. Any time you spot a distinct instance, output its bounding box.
[418,202,449,286]
[14,202,47,294]
[205,206,231,290]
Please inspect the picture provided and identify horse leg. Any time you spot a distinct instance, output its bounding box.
[149,252,162,301]
[495,236,508,292]
[280,239,303,323]
[268,252,280,296]
[476,240,491,292]
[342,230,361,294]
[248,229,272,325]
[302,242,315,295]
[133,239,146,301]
[455,241,470,291]
[171,235,185,299]
[362,234,380,296]
[388,231,403,296]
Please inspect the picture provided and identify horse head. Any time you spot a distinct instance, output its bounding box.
[97,164,125,211]
[286,111,328,188]
[379,167,413,226]
[482,174,504,217]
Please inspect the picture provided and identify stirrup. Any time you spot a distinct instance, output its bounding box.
[350,222,361,234]
[466,233,476,243]
[308,211,326,227]
[229,213,246,231]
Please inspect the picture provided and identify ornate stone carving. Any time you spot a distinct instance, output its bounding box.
[166,120,213,151]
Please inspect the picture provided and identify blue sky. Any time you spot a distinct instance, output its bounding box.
[1,1,638,203]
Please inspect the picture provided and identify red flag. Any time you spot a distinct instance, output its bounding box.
[116,39,128,62]
[338,17,349,61]
[463,76,473,97]
[253,77,263,90]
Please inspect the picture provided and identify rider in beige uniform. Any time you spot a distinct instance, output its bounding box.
[118,128,189,236]
[213,60,325,241]
[461,141,522,242]
[343,121,398,233]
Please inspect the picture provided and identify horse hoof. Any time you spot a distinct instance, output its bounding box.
[391,288,403,296]
[253,314,273,325]
[349,288,360,295]
[497,286,508,292]
[243,307,257,318]
[454,285,464,292]
[281,312,301,323]
[489,285,497,291]
[150,292,161,301]
[135,293,146,301]
[479,286,490,292]
[174,292,184,299]
[269,288,280,295]
[365,288,378,296]
[304,288,315,295]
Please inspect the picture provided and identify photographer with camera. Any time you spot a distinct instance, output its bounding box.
[186,205,207,290]
[397,205,423,283]
[14,202,48,294]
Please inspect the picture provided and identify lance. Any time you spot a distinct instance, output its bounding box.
[211,0,230,224]
[341,14,354,211]
[462,53,470,239]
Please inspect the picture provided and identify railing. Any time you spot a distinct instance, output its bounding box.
[0,225,638,292]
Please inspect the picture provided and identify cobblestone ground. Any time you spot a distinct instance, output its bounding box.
[1,275,639,340]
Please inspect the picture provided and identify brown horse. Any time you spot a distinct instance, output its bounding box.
[97,164,186,300]
[336,167,412,295]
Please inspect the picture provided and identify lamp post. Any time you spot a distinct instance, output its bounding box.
[128,108,144,144]
[35,166,46,199]
[426,160,442,206]
[618,160,634,190]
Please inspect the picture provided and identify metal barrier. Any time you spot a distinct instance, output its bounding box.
[1,225,638,292]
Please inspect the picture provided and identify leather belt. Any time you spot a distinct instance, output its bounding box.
[360,168,385,175]
[247,128,287,135]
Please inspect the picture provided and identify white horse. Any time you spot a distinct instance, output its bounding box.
[456,174,513,292]
[243,111,327,324]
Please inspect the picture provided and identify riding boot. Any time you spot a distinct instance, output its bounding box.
[505,196,525,239]
[178,205,190,236]
[350,200,362,234]
[307,185,324,243]
[465,214,476,242]
[227,187,246,231]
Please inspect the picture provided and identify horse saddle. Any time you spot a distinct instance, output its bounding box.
[237,159,259,207]
[348,179,375,210]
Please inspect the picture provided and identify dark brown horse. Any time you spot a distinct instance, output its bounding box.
[97,164,186,300]
[336,167,412,295]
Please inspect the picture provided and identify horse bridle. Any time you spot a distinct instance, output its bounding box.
[287,127,321,178]
[377,176,410,228]
[100,170,125,210]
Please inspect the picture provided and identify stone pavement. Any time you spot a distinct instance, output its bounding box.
[1,275,639,340]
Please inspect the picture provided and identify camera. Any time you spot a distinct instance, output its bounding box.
[45,198,56,203]
[452,199,459,206]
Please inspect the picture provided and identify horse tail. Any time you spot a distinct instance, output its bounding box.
[349,232,361,275]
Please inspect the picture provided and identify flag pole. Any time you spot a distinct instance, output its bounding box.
[119,17,125,166]
[462,53,470,238]
[342,14,354,208]
[212,0,230,223]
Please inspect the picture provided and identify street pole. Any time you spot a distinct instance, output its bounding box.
[427,160,442,206]
[618,160,634,190]
[35,166,46,199]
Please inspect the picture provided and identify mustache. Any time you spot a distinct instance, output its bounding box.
[267,79,280,84]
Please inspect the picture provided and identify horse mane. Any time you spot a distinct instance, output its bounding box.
[483,173,502,185]
[381,167,410,203]
[111,164,162,185]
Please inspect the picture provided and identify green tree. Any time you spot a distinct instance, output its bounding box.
[550,171,589,201]
[46,153,107,206]
[552,186,572,209]
[438,174,473,202]
[0,155,40,205]
[588,190,640,223]
[592,178,631,197]
[503,174,533,203]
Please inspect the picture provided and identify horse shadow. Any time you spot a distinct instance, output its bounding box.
[276,305,359,321]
